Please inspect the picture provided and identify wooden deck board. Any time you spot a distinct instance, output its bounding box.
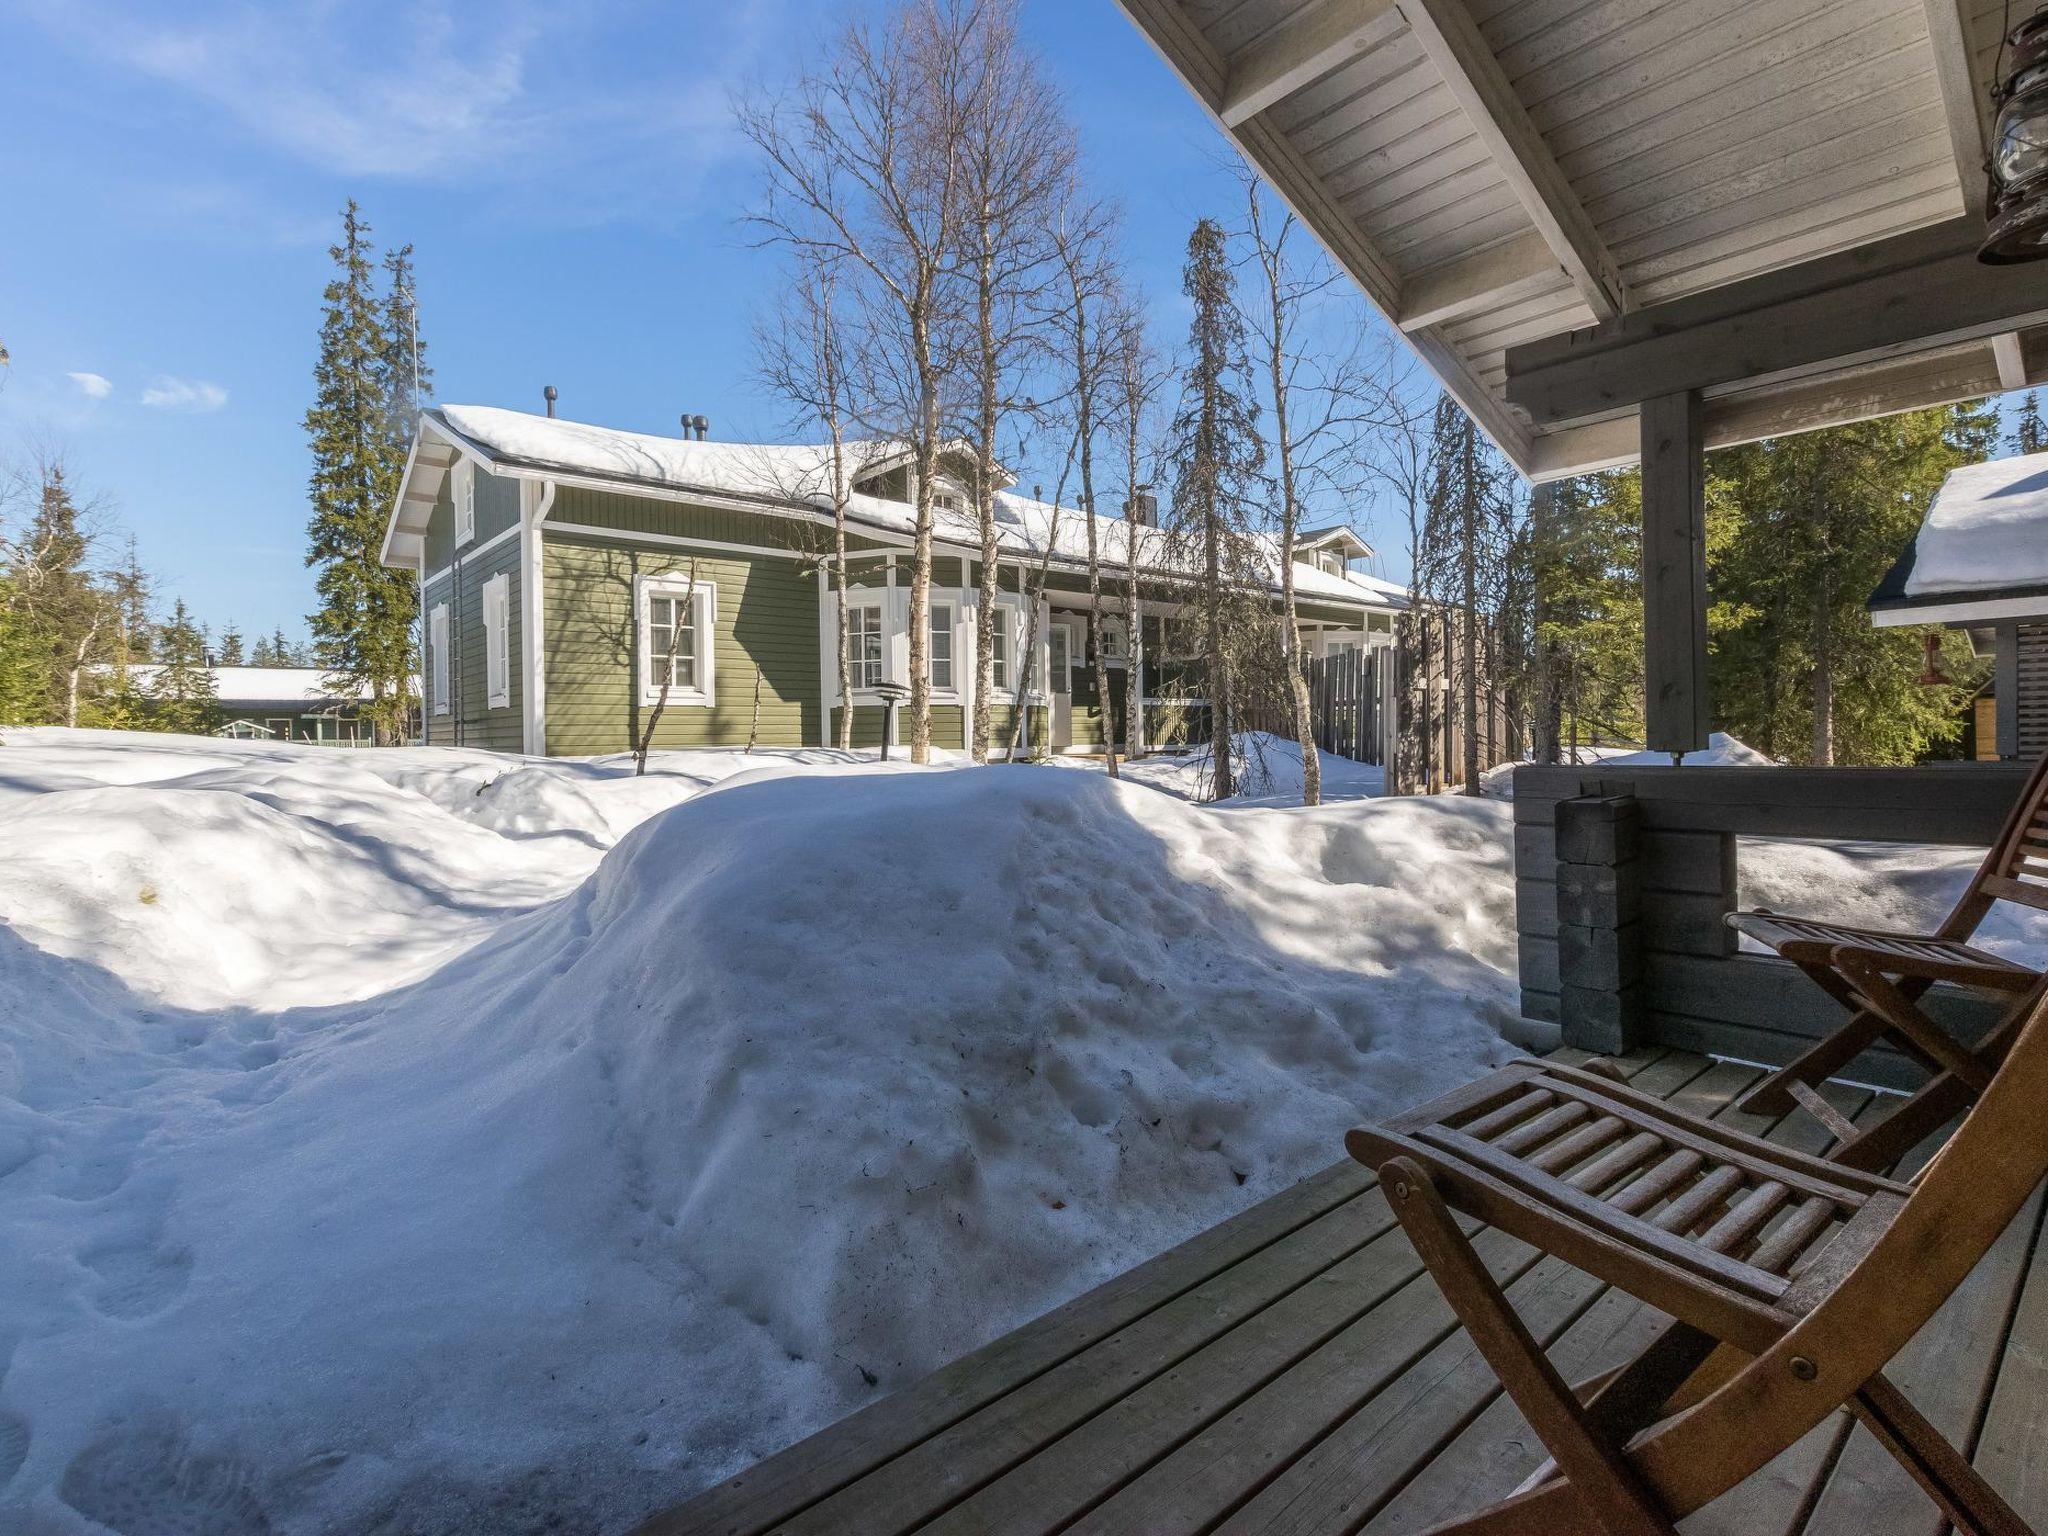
[640,1046,2048,1536]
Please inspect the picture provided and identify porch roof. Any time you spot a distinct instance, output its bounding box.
[1114,0,2048,481]
[1870,449,2048,626]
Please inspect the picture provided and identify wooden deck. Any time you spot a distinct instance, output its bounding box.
[640,1048,2048,1536]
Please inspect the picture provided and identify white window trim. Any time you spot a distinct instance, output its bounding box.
[990,598,1023,696]
[429,602,450,716]
[483,572,511,710]
[844,597,888,695]
[927,600,958,698]
[453,461,477,547]
[636,572,716,708]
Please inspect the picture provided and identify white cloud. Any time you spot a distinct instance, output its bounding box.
[19,1,763,220]
[141,376,229,413]
[67,371,114,399]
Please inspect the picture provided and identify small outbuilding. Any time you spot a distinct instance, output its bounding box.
[1868,450,2048,761]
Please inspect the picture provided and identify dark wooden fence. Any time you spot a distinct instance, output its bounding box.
[1243,646,1398,765]
[1511,760,2029,1088]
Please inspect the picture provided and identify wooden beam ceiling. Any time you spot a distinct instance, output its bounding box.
[1919,0,1992,218]
[1505,221,2048,426]
[1220,0,1395,127]
[1396,229,1567,331]
[1993,332,2029,391]
[1397,0,1627,321]
[1524,337,2012,482]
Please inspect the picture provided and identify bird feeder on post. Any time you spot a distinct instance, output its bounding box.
[872,680,910,761]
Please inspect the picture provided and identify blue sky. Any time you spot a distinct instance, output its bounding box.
[2,0,1414,645]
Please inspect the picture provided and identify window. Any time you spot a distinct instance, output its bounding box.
[848,603,884,690]
[638,575,715,706]
[1048,624,1070,693]
[453,461,476,546]
[429,602,450,716]
[990,610,1011,691]
[928,603,954,691]
[483,573,511,709]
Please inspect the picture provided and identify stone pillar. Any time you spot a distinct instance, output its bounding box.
[1555,793,1644,1054]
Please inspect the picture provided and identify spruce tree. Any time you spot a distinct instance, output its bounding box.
[217,624,245,665]
[147,599,223,735]
[1165,217,1264,801]
[11,463,112,726]
[1706,403,1983,765]
[304,201,424,745]
[2012,391,2046,455]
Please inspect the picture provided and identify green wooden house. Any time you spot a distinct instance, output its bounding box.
[126,664,375,743]
[380,404,1408,757]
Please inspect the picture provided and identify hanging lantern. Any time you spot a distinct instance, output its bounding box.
[1982,7,2048,262]
[1916,630,1952,687]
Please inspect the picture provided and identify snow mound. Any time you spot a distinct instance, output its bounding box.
[0,734,1531,1534]
[1480,732,1774,797]
[1101,731,1387,806]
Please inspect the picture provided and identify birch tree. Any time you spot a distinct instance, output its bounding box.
[954,5,1072,761]
[737,0,977,764]
[1108,300,1168,762]
[1048,191,1123,775]
[757,257,865,749]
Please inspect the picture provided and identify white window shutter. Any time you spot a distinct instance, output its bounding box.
[430,603,450,716]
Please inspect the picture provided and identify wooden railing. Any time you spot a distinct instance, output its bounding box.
[1511,761,2032,1090]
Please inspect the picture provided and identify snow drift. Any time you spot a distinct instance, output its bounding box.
[0,733,1533,1534]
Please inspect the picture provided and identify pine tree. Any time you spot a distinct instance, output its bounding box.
[217,623,245,666]
[304,201,424,745]
[2011,391,2047,455]
[1165,217,1265,801]
[1706,403,1983,765]
[1532,470,1645,755]
[146,599,223,735]
[10,463,112,727]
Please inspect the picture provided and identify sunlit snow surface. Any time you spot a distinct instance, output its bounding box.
[0,728,2032,1533]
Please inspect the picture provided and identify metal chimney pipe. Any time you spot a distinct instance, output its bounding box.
[693,414,710,441]
[544,385,557,418]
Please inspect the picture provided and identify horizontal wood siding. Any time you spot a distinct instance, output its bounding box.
[829,703,966,750]
[422,531,522,751]
[2021,623,2047,760]
[543,534,822,754]
[425,465,521,575]
[547,485,890,556]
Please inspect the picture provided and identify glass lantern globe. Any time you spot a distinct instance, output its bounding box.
[1983,10,2048,262]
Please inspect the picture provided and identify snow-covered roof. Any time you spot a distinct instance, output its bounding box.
[125,665,374,705]
[418,405,1407,613]
[1869,451,2048,627]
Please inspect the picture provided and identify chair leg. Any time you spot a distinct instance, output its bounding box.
[1577,1320,1722,1444]
[1832,998,2033,1172]
[1736,1004,1891,1118]
[1832,954,1996,1095]
[1850,1372,2034,1536]
[1381,1156,1679,1536]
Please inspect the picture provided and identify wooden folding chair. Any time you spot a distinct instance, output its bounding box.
[1346,994,2048,1535]
[1726,747,2048,1169]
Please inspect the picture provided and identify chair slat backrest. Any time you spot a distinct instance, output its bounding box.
[1948,747,2048,926]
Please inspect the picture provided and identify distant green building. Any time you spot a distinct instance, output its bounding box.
[127,665,374,743]
[381,403,1407,757]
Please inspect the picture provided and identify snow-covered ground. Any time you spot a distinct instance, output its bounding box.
[3,729,2040,1534]
[0,729,1537,1534]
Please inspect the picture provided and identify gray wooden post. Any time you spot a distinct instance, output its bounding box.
[1555,794,1643,1055]
[1640,391,1709,757]
[1994,622,2020,760]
